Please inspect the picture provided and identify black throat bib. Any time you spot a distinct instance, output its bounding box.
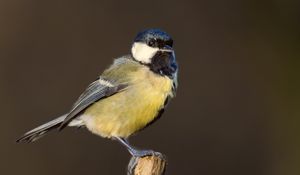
[148,51,177,79]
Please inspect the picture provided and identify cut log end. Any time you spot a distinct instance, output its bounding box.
[127,153,167,175]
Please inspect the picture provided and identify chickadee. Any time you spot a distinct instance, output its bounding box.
[17,29,178,157]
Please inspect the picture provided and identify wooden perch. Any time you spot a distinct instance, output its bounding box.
[127,152,167,175]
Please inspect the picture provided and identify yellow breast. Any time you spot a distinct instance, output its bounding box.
[82,66,173,138]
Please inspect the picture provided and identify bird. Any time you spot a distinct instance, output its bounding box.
[17,28,178,157]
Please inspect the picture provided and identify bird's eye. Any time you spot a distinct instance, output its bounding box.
[148,39,156,47]
[166,39,173,47]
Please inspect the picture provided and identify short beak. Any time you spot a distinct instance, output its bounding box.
[160,45,173,52]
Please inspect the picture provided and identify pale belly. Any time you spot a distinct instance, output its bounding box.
[81,77,172,138]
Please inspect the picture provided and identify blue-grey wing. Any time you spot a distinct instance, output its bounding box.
[59,78,127,130]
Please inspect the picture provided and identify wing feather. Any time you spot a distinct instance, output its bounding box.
[59,78,127,130]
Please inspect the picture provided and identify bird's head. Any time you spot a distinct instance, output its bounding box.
[131,29,177,78]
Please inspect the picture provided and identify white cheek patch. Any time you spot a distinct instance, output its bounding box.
[131,42,158,64]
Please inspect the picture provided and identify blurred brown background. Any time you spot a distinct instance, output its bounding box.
[1,0,299,175]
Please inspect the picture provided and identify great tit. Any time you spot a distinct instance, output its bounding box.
[17,29,178,157]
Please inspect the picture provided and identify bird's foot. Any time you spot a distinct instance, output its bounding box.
[130,149,164,158]
[127,150,166,175]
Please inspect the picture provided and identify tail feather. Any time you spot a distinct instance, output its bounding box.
[16,114,67,143]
